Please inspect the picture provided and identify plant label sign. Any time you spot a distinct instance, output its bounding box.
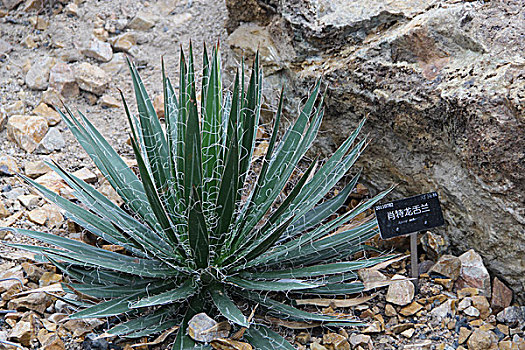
[374,192,445,239]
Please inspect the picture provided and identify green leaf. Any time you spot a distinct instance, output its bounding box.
[209,286,248,327]
[107,307,178,337]
[131,279,197,308]
[226,276,320,291]
[243,325,296,350]
[188,186,209,268]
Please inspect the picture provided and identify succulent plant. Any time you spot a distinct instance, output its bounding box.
[3,44,391,349]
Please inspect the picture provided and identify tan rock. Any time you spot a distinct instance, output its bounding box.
[458,287,480,299]
[401,328,415,338]
[72,167,97,183]
[7,115,49,153]
[8,292,52,314]
[21,262,44,282]
[42,203,64,228]
[93,28,108,41]
[385,304,397,317]
[25,160,51,178]
[110,32,136,52]
[430,299,457,320]
[28,207,47,225]
[153,93,164,119]
[25,56,56,90]
[403,340,432,349]
[64,2,78,16]
[467,329,497,350]
[311,343,328,350]
[29,15,48,30]
[463,306,480,317]
[0,265,24,293]
[35,171,74,199]
[101,52,128,76]
[39,271,62,287]
[8,320,33,346]
[323,332,350,350]
[82,37,113,62]
[23,0,42,11]
[33,102,61,126]
[472,295,491,320]
[458,327,472,344]
[435,278,454,290]
[42,88,63,106]
[386,274,414,306]
[0,201,9,218]
[63,318,104,337]
[296,332,311,345]
[5,100,25,115]
[400,301,423,316]
[0,154,20,175]
[75,62,110,96]
[99,94,120,108]
[98,180,123,206]
[362,321,382,334]
[49,61,79,98]
[390,323,414,334]
[349,334,370,348]
[127,11,158,30]
[491,277,513,314]
[429,254,461,281]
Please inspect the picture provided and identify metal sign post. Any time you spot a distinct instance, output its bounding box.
[374,192,445,291]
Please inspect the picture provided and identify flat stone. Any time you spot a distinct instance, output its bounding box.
[311,343,328,350]
[41,333,65,350]
[492,277,513,314]
[25,160,51,178]
[390,323,414,334]
[35,127,65,154]
[41,88,63,107]
[63,318,104,337]
[349,334,370,347]
[296,332,311,345]
[33,103,61,126]
[458,249,491,297]
[7,115,49,153]
[362,321,382,334]
[28,207,47,225]
[35,171,74,200]
[2,0,23,10]
[400,301,423,316]
[458,297,473,312]
[42,203,63,228]
[429,254,461,281]
[72,167,97,183]
[18,194,39,208]
[386,274,414,306]
[472,295,491,320]
[101,52,128,76]
[385,303,397,317]
[99,94,120,108]
[403,340,432,349]
[49,62,79,98]
[82,37,113,62]
[5,100,25,115]
[110,32,136,52]
[458,327,472,344]
[25,56,56,90]
[463,306,480,317]
[0,265,24,293]
[8,320,33,346]
[0,155,20,175]
[187,313,229,343]
[75,62,110,95]
[401,328,415,338]
[496,306,524,325]
[39,271,62,287]
[467,329,497,350]
[127,11,158,30]
[8,292,52,314]
[430,299,457,320]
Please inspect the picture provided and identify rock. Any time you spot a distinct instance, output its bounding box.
[72,167,97,183]
[153,94,164,119]
[64,2,78,16]
[311,343,328,350]
[35,171,74,199]
[23,0,42,11]
[458,297,473,312]
[8,292,52,314]
[82,37,113,62]
[28,207,47,225]
[492,277,513,313]
[188,313,230,343]
[296,332,311,345]
[18,194,39,208]
[385,304,397,317]
[39,271,62,287]
[211,339,253,350]
[323,333,349,350]
[0,111,7,132]
[0,155,20,175]
[7,115,49,153]
[101,52,128,76]
[36,127,66,154]
[467,329,497,350]
[97,180,123,206]
[8,320,33,346]
[25,56,56,90]
[0,38,13,58]
[0,201,9,218]
[2,0,23,10]
[5,100,25,115]
[41,333,65,350]
[472,295,491,320]
[359,268,389,291]
[225,0,525,302]
[430,299,457,320]
[63,318,104,337]
[99,94,120,108]
[74,62,110,95]
[349,334,370,348]
[463,306,480,317]
[362,321,382,334]
[400,301,423,316]
[49,62,79,98]
[42,88,63,107]
[458,249,491,297]
[25,160,51,178]
[429,255,461,281]
[127,11,158,30]
[401,328,415,338]
[385,274,414,306]
[110,32,136,52]
[33,102,61,126]
[0,265,24,293]
[403,340,432,350]
[82,334,109,350]
[496,306,524,325]
[435,278,454,291]
[458,327,472,344]
[390,323,414,334]
[422,231,449,258]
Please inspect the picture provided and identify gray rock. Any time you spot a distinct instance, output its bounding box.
[2,0,22,10]
[25,56,56,90]
[496,306,524,325]
[225,0,525,301]
[385,274,414,306]
[36,127,66,154]
[74,62,110,96]
[82,38,113,62]
[457,249,491,296]
[49,62,79,98]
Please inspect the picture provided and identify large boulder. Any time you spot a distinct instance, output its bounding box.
[226,0,525,300]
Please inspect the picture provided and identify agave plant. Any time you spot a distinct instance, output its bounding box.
[3,44,391,349]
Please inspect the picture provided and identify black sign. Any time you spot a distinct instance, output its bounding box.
[374,192,444,239]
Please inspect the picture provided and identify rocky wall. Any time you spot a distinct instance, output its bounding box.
[225,0,525,300]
